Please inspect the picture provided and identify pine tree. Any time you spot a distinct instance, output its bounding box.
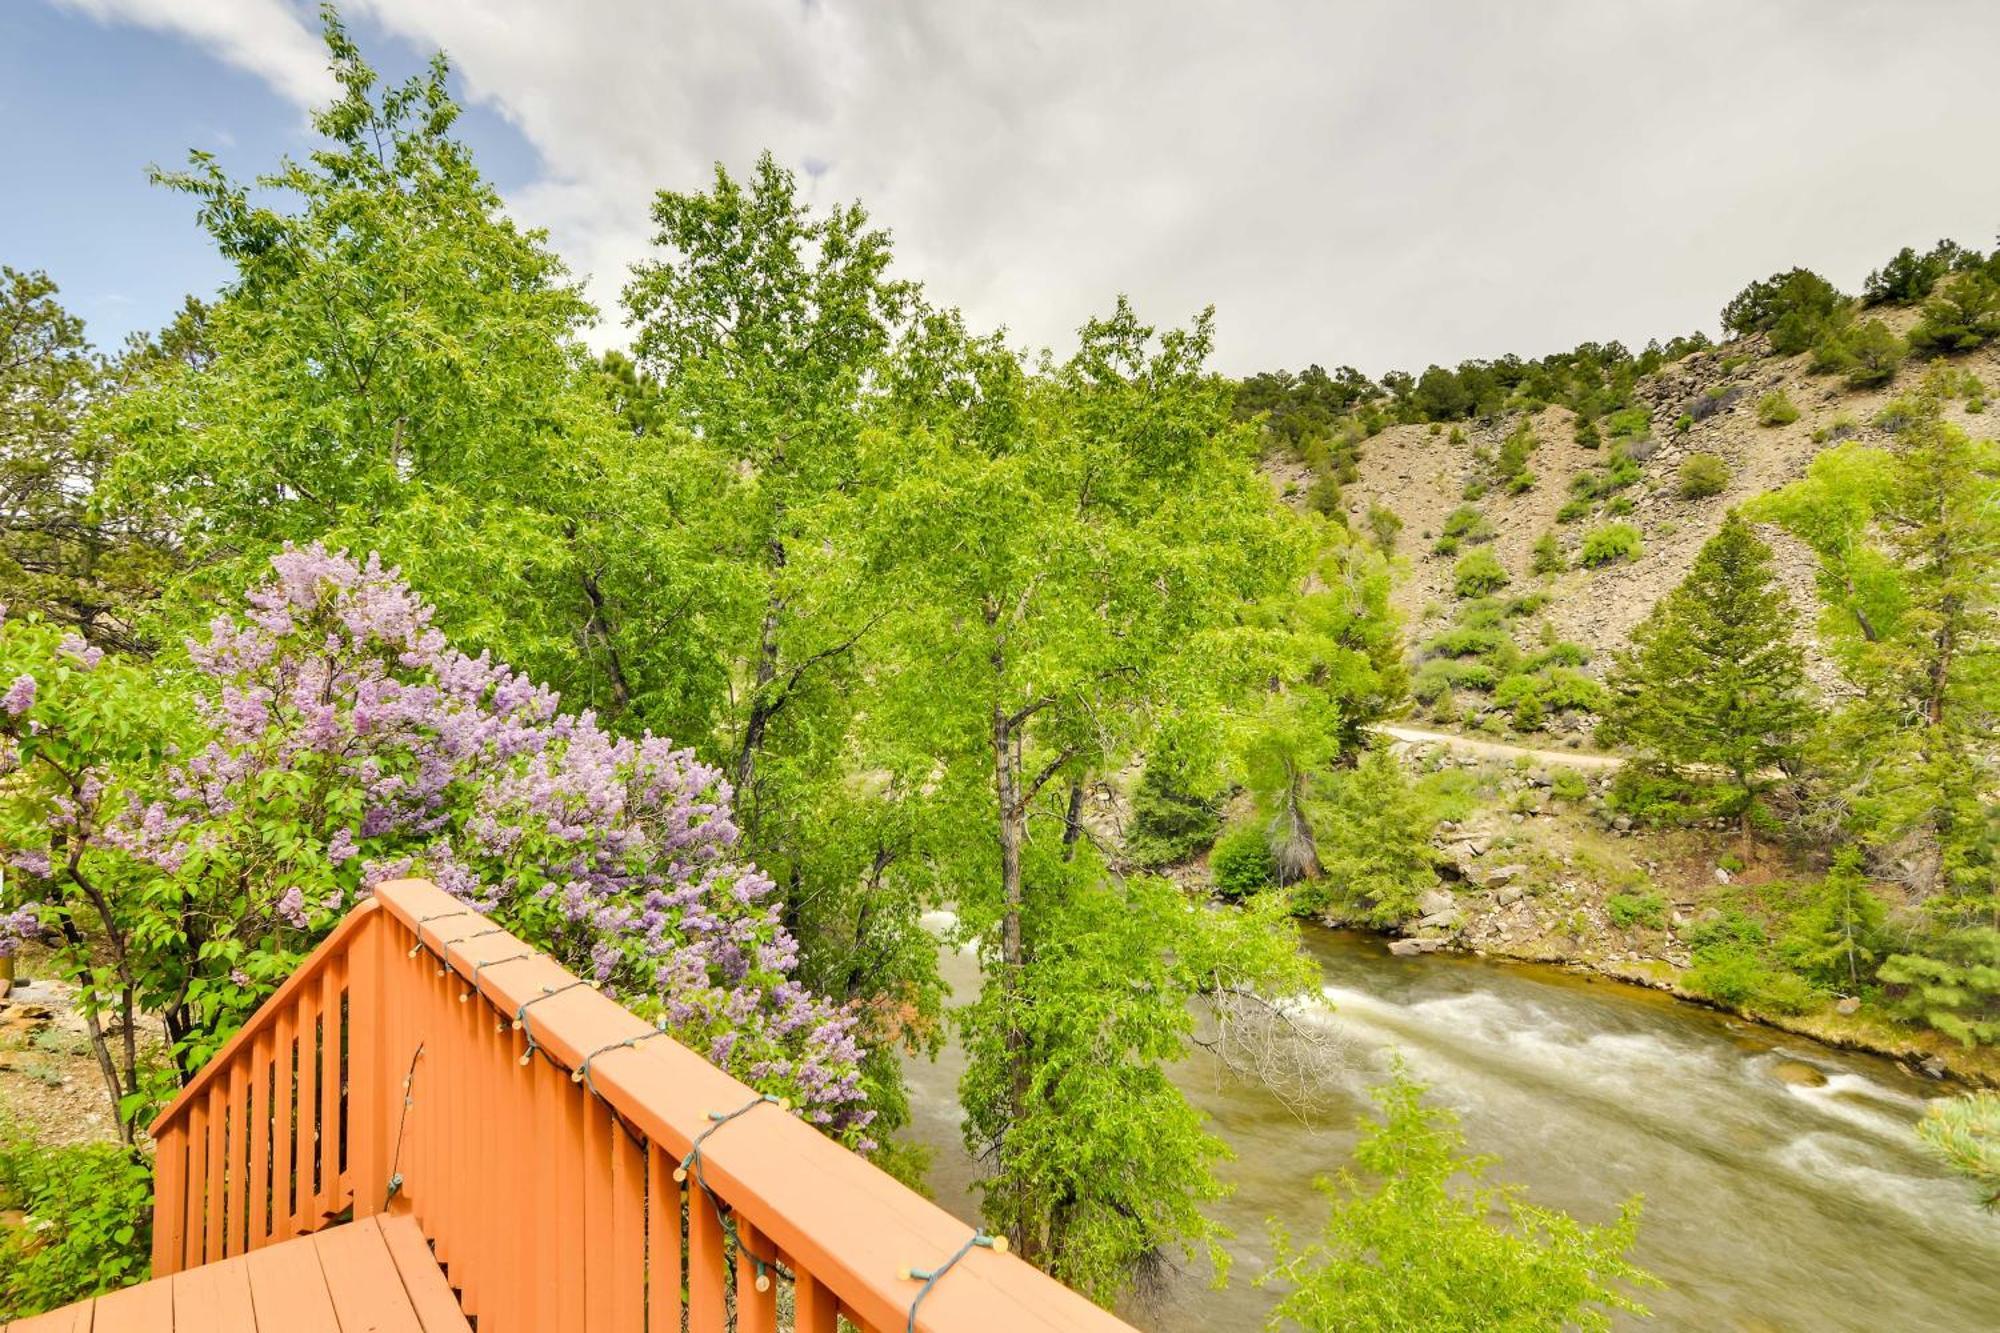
[1604,512,1812,848]
[1783,849,1887,991]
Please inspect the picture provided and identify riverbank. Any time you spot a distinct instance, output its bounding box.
[1450,933,2000,1089]
[900,921,2000,1332]
[1294,739,2000,1089]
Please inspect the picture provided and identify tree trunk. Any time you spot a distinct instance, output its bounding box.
[991,684,1034,1261]
[1060,780,1085,862]
[735,529,788,810]
[577,563,632,715]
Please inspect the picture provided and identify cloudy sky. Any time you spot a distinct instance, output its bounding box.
[6,1,1999,374]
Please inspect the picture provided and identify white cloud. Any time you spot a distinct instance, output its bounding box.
[64,0,2000,373]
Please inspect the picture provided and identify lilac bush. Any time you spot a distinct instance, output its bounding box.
[0,549,871,1141]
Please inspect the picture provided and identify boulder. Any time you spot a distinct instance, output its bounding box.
[1496,885,1525,907]
[1771,1060,1827,1088]
[1418,909,1464,932]
[1483,864,1528,887]
[1417,889,1457,919]
[1388,937,1445,957]
[1834,996,1861,1016]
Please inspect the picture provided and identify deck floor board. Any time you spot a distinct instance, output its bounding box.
[4,1214,470,1333]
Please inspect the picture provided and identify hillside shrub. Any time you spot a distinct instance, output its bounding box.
[1210,824,1278,899]
[1531,531,1565,574]
[1423,625,1509,659]
[1453,549,1510,598]
[1580,522,1642,566]
[1557,497,1591,524]
[1810,317,1904,388]
[1550,768,1590,803]
[1605,447,1644,487]
[1605,407,1650,439]
[1721,268,1847,354]
[1908,271,2000,356]
[1305,470,1343,518]
[0,1134,153,1320]
[1441,504,1493,545]
[1756,391,1799,426]
[1607,890,1668,930]
[1527,640,1589,669]
[1365,504,1402,553]
[1603,764,1718,827]
[1677,453,1730,498]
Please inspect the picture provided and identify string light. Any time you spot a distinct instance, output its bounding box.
[510,979,594,1066]
[461,950,534,1004]
[901,1230,1006,1332]
[571,1024,672,1095]
[384,1040,426,1207]
[406,909,472,958]
[667,1093,793,1306]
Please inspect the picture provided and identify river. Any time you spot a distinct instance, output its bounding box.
[898,921,2000,1331]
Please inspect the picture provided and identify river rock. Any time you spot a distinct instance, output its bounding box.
[1418,909,1464,932]
[1771,1059,1827,1088]
[1387,937,1445,956]
[1920,1056,1948,1080]
[1418,888,1457,919]
[1834,996,1861,1016]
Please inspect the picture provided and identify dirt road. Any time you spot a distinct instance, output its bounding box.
[1370,723,1627,772]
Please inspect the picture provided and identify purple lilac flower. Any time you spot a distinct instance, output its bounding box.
[3,675,35,717]
[106,543,875,1139]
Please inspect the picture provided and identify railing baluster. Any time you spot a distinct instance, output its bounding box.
[645,1141,681,1333]
[794,1270,839,1333]
[182,1098,207,1271]
[248,1030,270,1248]
[203,1081,226,1265]
[687,1174,727,1333]
[611,1124,645,1333]
[151,1120,186,1274]
[556,1045,587,1333]
[532,1036,563,1333]
[271,1006,295,1242]
[319,957,345,1216]
[584,1093,615,1331]
[296,986,320,1226]
[736,1218,778,1333]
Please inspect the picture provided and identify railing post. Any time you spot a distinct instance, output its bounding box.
[348,910,392,1220]
[151,1120,186,1274]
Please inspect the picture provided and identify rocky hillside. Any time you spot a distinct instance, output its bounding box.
[1276,311,2000,731]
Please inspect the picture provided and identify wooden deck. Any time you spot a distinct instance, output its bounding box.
[5,1214,469,1333]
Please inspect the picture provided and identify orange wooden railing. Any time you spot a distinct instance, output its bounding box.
[148,878,1132,1332]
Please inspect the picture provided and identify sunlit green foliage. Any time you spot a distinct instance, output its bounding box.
[0,1132,153,1320]
[1579,522,1642,567]
[1259,1070,1656,1331]
[1917,1092,2000,1210]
